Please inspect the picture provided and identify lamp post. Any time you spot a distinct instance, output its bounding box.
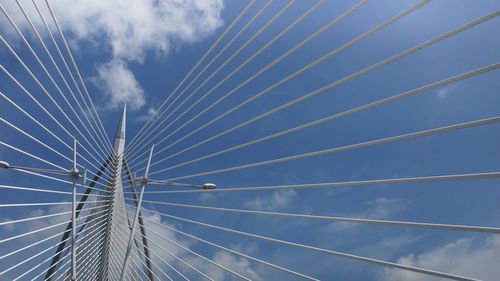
[120,144,154,281]
[0,162,69,175]
[120,145,216,280]
[0,137,82,281]
[70,137,79,281]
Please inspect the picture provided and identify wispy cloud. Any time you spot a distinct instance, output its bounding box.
[212,250,263,280]
[243,189,297,211]
[366,197,408,219]
[436,85,456,99]
[323,197,408,232]
[135,107,158,123]
[356,234,422,261]
[197,192,215,203]
[139,208,263,280]
[380,236,500,281]
[182,248,263,280]
[2,204,71,242]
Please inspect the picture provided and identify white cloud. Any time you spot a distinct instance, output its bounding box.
[139,209,262,280]
[243,189,297,211]
[135,107,158,123]
[213,251,263,281]
[2,198,262,280]
[45,0,224,62]
[92,59,146,110]
[7,203,72,242]
[181,249,263,281]
[380,236,500,281]
[197,192,215,202]
[184,243,262,281]
[366,197,408,220]
[324,197,408,232]
[436,85,455,99]
[0,204,73,279]
[2,197,264,279]
[129,209,196,274]
[356,234,422,261]
[1,0,224,110]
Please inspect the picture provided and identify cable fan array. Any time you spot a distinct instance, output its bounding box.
[1,0,499,280]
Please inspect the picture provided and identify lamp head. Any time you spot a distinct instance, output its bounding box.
[0,161,10,169]
[202,183,216,190]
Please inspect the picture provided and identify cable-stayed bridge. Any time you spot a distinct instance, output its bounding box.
[1,0,499,280]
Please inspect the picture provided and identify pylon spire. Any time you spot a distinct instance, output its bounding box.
[114,104,126,142]
[94,104,135,280]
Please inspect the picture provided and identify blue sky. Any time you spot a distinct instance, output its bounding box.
[1,0,500,280]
